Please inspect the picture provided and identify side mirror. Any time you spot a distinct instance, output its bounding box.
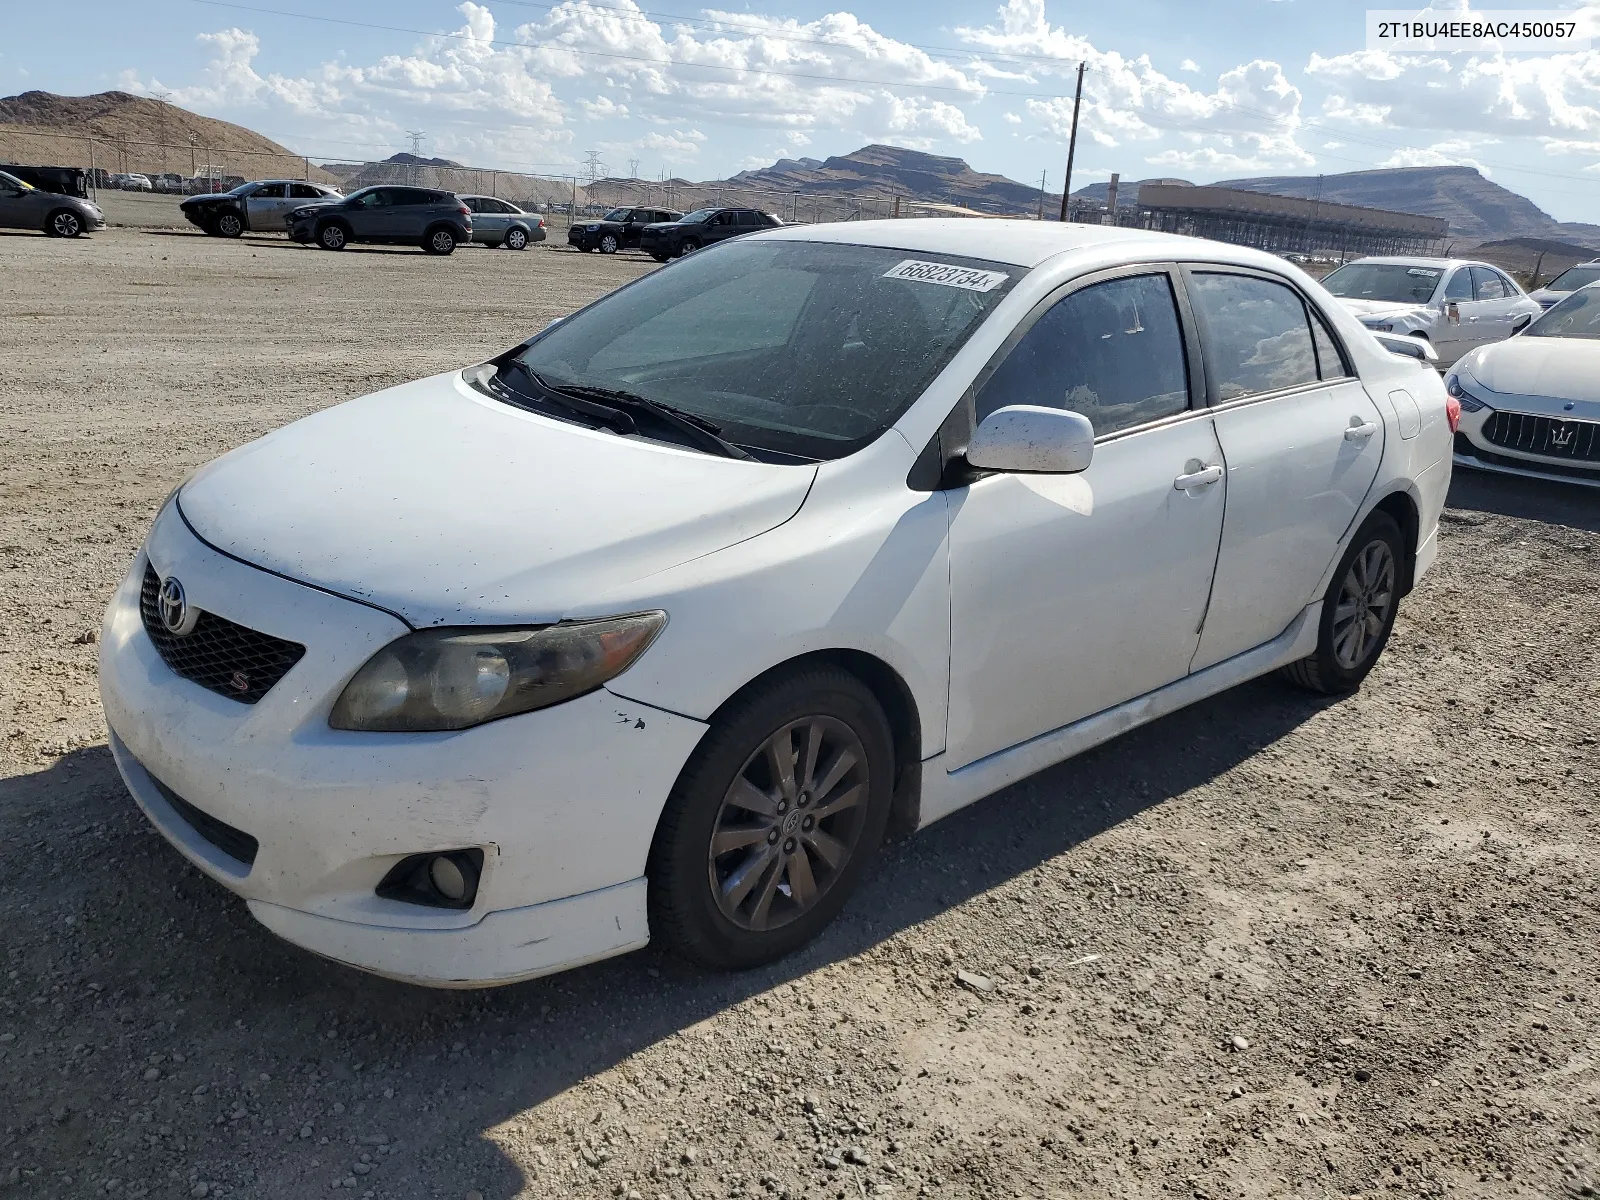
[1511,313,1533,335]
[966,405,1095,474]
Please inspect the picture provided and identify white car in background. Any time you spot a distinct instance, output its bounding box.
[1449,281,1600,488]
[100,221,1453,987]
[1321,256,1542,368]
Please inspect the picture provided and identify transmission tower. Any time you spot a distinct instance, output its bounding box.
[627,158,640,180]
[405,131,427,183]
[583,150,605,185]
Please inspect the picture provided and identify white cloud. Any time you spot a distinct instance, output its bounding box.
[1180,59,1199,73]
[1002,111,1022,124]
[960,0,1313,169]
[1378,137,1494,173]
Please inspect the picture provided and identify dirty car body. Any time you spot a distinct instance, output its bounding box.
[101,221,1453,987]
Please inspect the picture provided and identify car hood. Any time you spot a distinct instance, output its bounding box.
[1335,298,1433,321]
[178,371,817,628]
[1459,337,1600,405]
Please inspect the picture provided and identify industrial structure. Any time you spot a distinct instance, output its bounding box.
[1130,182,1449,258]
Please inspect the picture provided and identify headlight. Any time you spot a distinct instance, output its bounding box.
[1362,320,1395,333]
[586,224,601,231]
[1445,375,1488,412]
[329,613,666,732]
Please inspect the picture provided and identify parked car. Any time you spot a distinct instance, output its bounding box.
[637,207,781,260]
[286,186,472,255]
[100,220,1451,987]
[1,163,88,197]
[150,172,187,194]
[0,169,105,238]
[568,206,682,254]
[1449,281,1600,487]
[181,180,343,238]
[108,173,153,191]
[1321,256,1542,368]
[459,195,545,249]
[1528,261,1600,311]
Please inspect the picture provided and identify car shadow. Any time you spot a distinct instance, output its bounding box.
[1447,466,1600,533]
[0,675,1335,1196]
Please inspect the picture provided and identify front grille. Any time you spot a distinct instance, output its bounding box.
[139,565,306,704]
[1457,434,1600,481]
[1480,410,1600,464]
[147,770,259,866]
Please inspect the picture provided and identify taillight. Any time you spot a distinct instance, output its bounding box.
[458,204,471,216]
[1444,394,1461,433]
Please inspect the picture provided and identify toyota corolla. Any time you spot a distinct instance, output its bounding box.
[101,221,1453,987]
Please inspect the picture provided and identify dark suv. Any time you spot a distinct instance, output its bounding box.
[637,208,781,261]
[568,205,682,254]
[287,186,473,255]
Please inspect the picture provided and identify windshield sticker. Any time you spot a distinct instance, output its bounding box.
[883,260,1009,292]
[1407,268,1441,277]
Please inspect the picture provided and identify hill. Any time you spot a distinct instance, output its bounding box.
[0,90,340,185]
[715,144,1056,216]
[1212,166,1600,248]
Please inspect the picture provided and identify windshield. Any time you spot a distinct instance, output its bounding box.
[512,240,1016,460]
[0,170,30,190]
[678,209,715,223]
[1322,263,1442,305]
[1525,285,1600,340]
[1545,265,1600,292]
[602,208,630,221]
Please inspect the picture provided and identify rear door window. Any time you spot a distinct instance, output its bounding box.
[1187,272,1319,401]
[976,272,1191,436]
[253,183,286,198]
[290,183,322,198]
[1471,267,1508,300]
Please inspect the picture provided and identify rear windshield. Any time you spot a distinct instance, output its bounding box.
[513,240,1016,460]
[1526,286,1600,340]
[1322,263,1442,305]
[1546,265,1600,292]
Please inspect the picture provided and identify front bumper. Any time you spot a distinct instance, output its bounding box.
[1454,406,1600,489]
[100,503,708,985]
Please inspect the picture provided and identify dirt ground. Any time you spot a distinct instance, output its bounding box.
[2,226,1598,1200]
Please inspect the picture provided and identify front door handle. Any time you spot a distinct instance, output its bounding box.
[1173,464,1224,490]
[1345,420,1379,441]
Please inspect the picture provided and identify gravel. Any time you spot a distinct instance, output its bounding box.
[2,226,1598,1198]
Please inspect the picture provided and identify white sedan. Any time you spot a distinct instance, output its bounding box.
[100,221,1454,987]
[1449,281,1600,488]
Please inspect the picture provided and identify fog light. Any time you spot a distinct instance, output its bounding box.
[376,848,484,910]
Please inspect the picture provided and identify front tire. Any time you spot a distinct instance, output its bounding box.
[505,227,529,251]
[46,209,83,238]
[599,233,619,254]
[678,238,701,256]
[317,222,348,251]
[214,211,244,238]
[648,666,894,970]
[423,227,457,255]
[1282,511,1404,694]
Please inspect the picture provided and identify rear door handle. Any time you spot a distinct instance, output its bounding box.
[1345,420,1379,441]
[1173,464,1223,490]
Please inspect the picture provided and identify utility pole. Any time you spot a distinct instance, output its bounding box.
[1058,61,1085,224]
[153,90,172,174]
[1037,170,1047,221]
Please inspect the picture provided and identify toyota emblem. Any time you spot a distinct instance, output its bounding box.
[157,576,199,636]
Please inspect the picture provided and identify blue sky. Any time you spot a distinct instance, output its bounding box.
[4,0,1600,221]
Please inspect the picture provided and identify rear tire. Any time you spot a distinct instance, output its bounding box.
[46,209,83,238]
[505,227,529,251]
[650,252,670,263]
[1281,511,1404,694]
[214,211,244,238]
[316,222,348,251]
[647,666,894,970]
[423,227,457,255]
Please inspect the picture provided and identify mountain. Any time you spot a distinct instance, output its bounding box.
[0,90,340,184]
[1212,166,1600,248]
[714,144,1058,216]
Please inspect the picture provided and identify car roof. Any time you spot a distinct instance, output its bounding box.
[752,217,1264,270]
[1340,256,1502,271]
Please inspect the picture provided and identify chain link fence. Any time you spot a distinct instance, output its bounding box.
[0,128,991,235]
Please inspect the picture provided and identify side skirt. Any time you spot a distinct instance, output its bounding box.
[917,602,1321,829]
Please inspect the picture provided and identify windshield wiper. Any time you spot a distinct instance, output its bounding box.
[495,363,637,434]
[538,380,754,460]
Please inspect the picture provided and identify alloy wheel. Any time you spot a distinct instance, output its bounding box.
[707,716,870,932]
[507,229,528,250]
[600,234,618,254]
[51,211,81,237]
[431,230,454,253]
[1331,539,1395,670]
[320,225,345,250]
[217,213,242,237]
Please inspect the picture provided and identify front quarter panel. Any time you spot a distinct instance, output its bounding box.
[592,432,952,757]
